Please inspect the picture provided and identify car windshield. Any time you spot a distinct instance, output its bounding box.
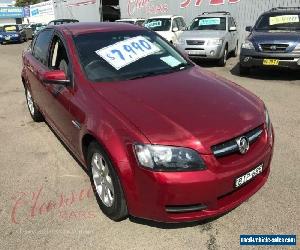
[255,13,300,31]
[3,25,18,32]
[144,18,171,31]
[73,30,192,82]
[189,17,226,31]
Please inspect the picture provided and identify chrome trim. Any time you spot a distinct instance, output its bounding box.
[248,129,263,142]
[212,128,263,157]
[213,144,237,155]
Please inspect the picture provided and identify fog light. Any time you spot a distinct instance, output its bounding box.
[210,50,215,56]
[244,57,250,62]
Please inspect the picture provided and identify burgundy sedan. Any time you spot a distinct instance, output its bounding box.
[21,23,274,222]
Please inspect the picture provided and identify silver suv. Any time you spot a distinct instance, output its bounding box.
[175,12,239,66]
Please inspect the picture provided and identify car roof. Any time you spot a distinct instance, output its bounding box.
[198,13,230,18]
[147,15,182,19]
[53,22,145,36]
[116,18,145,21]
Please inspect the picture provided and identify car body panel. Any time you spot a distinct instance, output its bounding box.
[91,67,264,154]
[21,23,273,222]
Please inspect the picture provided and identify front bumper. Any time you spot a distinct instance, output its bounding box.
[123,127,274,222]
[176,43,224,59]
[240,49,300,69]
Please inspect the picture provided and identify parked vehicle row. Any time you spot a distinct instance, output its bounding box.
[118,13,239,67]
[118,7,300,72]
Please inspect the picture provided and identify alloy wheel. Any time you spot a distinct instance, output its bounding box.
[26,89,35,115]
[91,152,115,207]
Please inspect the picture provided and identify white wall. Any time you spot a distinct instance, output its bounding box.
[29,0,55,24]
[0,18,16,25]
[53,0,101,22]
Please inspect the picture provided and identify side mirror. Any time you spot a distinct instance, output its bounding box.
[172,27,179,32]
[229,26,237,32]
[42,70,70,85]
[245,26,252,32]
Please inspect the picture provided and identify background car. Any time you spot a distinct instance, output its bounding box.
[0,24,26,44]
[32,24,47,38]
[144,15,186,44]
[175,11,239,66]
[240,7,300,75]
[48,19,79,25]
[21,23,274,223]
[115,18,145,26]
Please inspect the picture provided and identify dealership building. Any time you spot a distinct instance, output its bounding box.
[0,0,24,26]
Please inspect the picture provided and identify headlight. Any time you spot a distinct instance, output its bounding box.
[14,34,19,37]
[265,107,272,141]
[293,43,300,52]
[242,40,255,50]
[207,39,223,46]
[265,108,270,129]
[0,35,3,38]
[134,144,206,171]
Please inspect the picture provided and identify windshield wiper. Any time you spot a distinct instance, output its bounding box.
[126,64,191,80]
[126,71,161,80]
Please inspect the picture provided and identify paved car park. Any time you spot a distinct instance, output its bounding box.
[0,42,299,249]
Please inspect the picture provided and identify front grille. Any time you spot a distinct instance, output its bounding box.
[185,48,204,50]
[211,126,263,158]
[260,43,289,53]
[252,56,294,60]
[186,40,205,46]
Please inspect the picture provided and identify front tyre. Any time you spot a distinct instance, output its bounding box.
[218,46,228,67]
[25,87,44,122]
[88,142,128,221]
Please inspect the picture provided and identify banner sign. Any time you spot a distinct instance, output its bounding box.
[0,7,24,19]
[30,0,54,18]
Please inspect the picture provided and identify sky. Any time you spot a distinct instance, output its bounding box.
[0,0,15,6]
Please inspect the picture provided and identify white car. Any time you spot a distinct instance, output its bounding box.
[144,15,186,44]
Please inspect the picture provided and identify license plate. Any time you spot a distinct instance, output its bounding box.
[235,164,263,188]
[188,50,203,55]
[263,59,279,66]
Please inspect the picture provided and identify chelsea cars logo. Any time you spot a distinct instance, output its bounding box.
[236,136,250,154]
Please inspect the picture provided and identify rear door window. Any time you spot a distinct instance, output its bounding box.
[32,29,53,66]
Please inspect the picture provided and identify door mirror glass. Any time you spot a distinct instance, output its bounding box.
[43,70,70,85]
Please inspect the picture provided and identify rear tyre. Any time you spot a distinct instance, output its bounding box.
[87,141,128,221]
[218,46,228,67]
[239,64,250,75]
[25,87,44,122]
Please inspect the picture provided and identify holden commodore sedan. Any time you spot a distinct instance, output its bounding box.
[21,23,274,222]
